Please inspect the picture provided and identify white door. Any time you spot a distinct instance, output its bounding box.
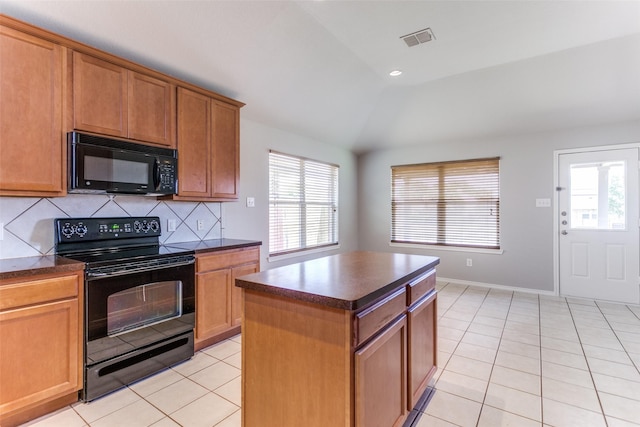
[558,148,639,304]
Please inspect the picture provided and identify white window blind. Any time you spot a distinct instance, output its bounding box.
[391,158,500,249]
[269,151,339,256]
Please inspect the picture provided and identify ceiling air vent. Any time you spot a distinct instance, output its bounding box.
[401,28,435,47]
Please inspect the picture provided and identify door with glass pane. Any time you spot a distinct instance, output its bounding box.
[558,148,639,304]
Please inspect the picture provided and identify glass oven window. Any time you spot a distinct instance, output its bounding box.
[107,280,183,336]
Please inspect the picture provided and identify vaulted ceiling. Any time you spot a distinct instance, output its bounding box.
[4,1,640,153]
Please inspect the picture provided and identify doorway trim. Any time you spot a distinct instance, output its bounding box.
[553,142,640,298]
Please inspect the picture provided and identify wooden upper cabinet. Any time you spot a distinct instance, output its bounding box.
[73,52,127,137]
[211,101,240,199]
[173,87,240,201]
[73,52,175,147]
[128,71,175,146]
[0,25,65,197]
[176,87,211,198]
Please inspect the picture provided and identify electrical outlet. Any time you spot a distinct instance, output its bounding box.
[167,219,177,232]
[197,219,204,231]
[536,198,551,208]
[246,197,255,208]
[466,258,472,267]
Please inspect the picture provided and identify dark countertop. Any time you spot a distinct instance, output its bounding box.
[236,251,439,311]
[0,239,261,280]
[166,238,262,254]
[0,256,85,281]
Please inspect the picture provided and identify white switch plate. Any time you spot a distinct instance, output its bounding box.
[197,219,204,230]
[536,198,551,208]
[246,197,255,208]
[167,219,177,232]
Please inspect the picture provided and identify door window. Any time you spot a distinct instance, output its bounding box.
[569,160,626,230]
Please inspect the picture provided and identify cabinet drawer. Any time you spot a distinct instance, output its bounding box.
[407,270,435,307]
[197,247,259,272]
[0,275,79,311]
[354,287,406,347]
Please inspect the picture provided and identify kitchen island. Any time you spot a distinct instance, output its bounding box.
[235,251,439,427]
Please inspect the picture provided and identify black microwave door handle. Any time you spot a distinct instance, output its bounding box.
[153,158,161,190]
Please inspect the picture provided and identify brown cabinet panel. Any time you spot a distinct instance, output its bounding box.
[0,271,83,426]
[73,52,127,137]
[0,300,79,415]
[231,263,258,326]
[176,87,211,198]
[407,291,437,409]
[355,315,408,427]
[173,88,240,201]
[128,71,176,147]
[195,247,260,350]
[354,287,405,347]
[195,268,232,342]
[211,101,239,199]
[0,25,65,196]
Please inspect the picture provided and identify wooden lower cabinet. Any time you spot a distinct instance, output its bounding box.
[407,291,437,409]
[0,270,84,427]
[195,247,259,350]
[355,316,407,427]
[241,267,438,427]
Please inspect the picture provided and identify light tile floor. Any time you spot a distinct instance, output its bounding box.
[23,282,640,427]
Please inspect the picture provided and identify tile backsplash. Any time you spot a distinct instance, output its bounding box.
[0,195,222,259]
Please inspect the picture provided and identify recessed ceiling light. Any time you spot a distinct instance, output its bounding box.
[389,70,402,77]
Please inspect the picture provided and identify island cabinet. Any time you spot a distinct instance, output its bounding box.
[0,23,66,197]
[236,251,439,427]
[0,268,84,427]
[171,87,241,202]
[72,52,176,147]
[194,246,259,351]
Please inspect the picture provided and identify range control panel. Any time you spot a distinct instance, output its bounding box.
[55,217,162,242]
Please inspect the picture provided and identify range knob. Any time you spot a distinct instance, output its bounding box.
[149,220,160,232]
[133,221,143,233]
[76,224,88,237]
[61,223,75,239]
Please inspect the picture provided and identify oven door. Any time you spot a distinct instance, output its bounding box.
[85,262,195,365]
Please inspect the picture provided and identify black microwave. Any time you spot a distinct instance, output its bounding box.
[68,132,178,196]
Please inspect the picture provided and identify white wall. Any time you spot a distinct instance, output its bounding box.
[357,119,640,292]
[223,119,359,269]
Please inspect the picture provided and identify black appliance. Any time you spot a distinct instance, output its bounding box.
[55,216,195,401]
[68,131,178,195]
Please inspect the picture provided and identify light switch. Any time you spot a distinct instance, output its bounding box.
[536,198,551,208]
[167,219,177,232]
[247,197,255,208]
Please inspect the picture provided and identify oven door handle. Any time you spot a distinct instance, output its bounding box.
[86,258,195,278]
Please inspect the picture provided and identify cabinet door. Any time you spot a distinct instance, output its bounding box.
[0,299,79,417]
[195,268,232,344]
[0,26,65,196]
[230,262,259,326]
[128,71,175,147]
[73,52,127,137]
[176,87,211,198]
[211,101,239,199]
[355,315,407,427]
[407,291,437,409]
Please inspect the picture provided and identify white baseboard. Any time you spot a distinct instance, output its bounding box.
[437,276,557,297]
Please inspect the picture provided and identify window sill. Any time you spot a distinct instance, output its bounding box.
[390,242,504,255]
[267,244,341,263]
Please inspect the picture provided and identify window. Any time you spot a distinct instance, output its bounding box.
[269,151,339,256]
[391,157,500,249]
